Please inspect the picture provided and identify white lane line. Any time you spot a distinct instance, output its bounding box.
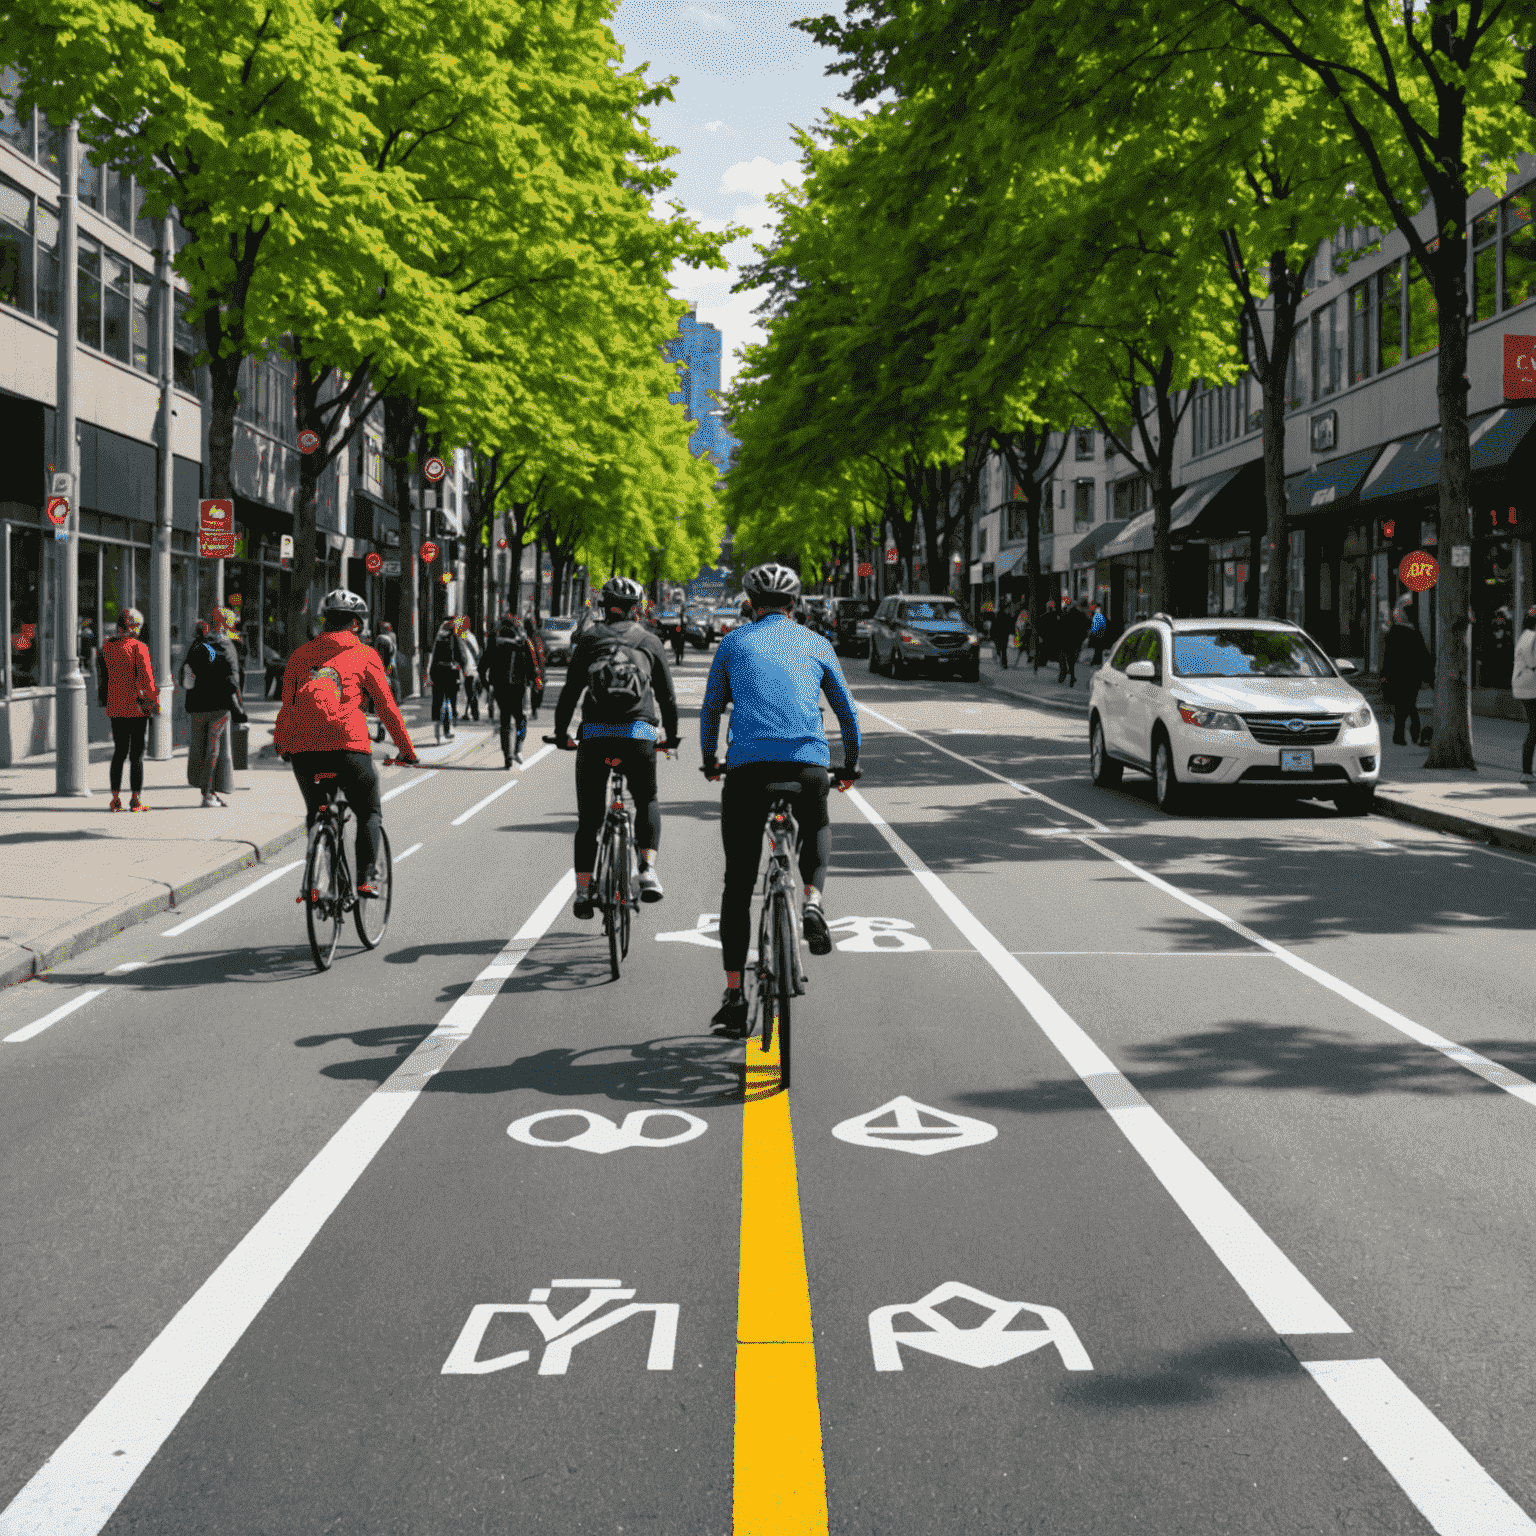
[843,787,1347,1335]
[111,961,147,973]
[1010,950,1274,957]
[381,769,438,803]
[4,989,109,1044]
[0,867,577,1536]
[393,842,424,863]
[160,860,305,938]
[1079,835,1536,1109]
[450,778,518,826]
[1302,1359,1536,1534]
[854,698,1106,831]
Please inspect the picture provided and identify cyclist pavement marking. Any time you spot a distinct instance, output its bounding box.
[0,868,576,1536]
[4,990,108,1044]
[160,860,305,937]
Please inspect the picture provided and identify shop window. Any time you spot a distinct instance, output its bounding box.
[0,175,32,315]
[1290,322,1310,410]
[1348,279,1372,384]
[1504,189,1536,311]
[35,200,58,324]
[7,525,43,691]
[1377,263,1403,369]
[1074,428,1095,461]
[1472,207,1498,321]
[1407,240,1439,357]
[1073,479,1094,530]
[102,251,131,363]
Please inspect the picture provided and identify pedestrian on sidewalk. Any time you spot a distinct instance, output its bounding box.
[1059,598,1090,686]
[485,613,537,767]
[458,618,482,721]
[430,620,465,741]
[371,623,400,742]
[990,602,1014,669]
[97,607,159,812]
[1382,601,1431,746]
[1088,602,1108,666]
[185,609,245,807]
[1015,606,1030,665]
[1034,600,1059,675]
[1514,606,1536,780]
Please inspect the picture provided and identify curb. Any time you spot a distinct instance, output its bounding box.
[1372,790,1536,857]
[973,668,1092,721]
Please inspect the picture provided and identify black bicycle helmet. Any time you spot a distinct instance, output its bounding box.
[321,588,368,619]
[601,575,646,609]
[743,562,801,604]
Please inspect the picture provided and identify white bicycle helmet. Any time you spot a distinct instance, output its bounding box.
[322,588,369,619]
[600,576,646,608]
[743,563,801,604]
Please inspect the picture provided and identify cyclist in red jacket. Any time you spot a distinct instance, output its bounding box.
[274,590,419,896]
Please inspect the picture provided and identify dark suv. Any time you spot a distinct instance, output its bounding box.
[868,595,981,681]
[828,596,876,657]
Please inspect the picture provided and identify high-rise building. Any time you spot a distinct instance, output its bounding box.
[667,308,740,472]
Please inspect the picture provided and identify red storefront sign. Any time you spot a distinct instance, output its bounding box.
[1398,551,1439,592]
[364,551,384,574]
[199,497,234,532]
[420,540,439,565]
[1503,335,1536,399]
[857,562,873,577]
[883,548,898,564]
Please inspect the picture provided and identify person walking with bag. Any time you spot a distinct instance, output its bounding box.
[990,602,1013,669]
[1514,606,1536,781]
[485,614,537,767]
[97,607,159,811]
[429,619,465,741]
[1382,601,1431,746]
[1034,599,1059,675]
[185,608,245,808]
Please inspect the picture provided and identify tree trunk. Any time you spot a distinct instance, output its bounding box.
[384,396,419,695]
[1261,253,1300,619]
[532,530,543,626]
[285,353,324,657]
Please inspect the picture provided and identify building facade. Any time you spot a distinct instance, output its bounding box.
[667,308,740,472]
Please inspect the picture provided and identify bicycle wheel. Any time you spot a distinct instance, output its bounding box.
[601,835,622,982]
[774,889,795,1089]
[618,819,634,960]
[353,825,392,949]
[755,898,775,1053]
[304,823,343,971]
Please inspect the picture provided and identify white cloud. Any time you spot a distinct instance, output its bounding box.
[704,120,726,133]
[679,4,731,32]
[719,155,804,200]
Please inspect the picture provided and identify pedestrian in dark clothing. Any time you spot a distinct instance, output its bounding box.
[1513,606,1536,778]
[485,615,538,767]
[372,623,399,742]
[990,604,1014,668]
[1382,603,1431,745]
[1059,599,1090,686]
[430,620,465,742]
[1088,602,1108,666]
[185,609,245,806]
[1034,601,1059,675]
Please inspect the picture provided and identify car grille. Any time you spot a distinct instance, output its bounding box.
[1238,764,1349,783]
[1241,713,1342,746]
[930,633,967,650]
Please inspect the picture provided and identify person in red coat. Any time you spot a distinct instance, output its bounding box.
[97,607,159,811]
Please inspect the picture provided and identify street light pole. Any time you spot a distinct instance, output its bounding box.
[149,213,175,757]
[54,119,88,797]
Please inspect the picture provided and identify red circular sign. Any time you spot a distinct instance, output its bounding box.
[297,429,320,455]
[365,551,384,575]
[45,495,69,526]
[497,537,508,550]
[883,548,898,564]
[420,540,439,565]
[857,562,873,577]
[1399,551,1439,592]
[423,456,447,483]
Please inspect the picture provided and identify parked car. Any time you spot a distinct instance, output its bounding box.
[829,596,876,657]
[539,615,578,664]
[712,606,744,639]
[867,595,982,681]
[1087,615,1380,815]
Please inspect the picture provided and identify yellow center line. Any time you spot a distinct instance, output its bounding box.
[733,1026,829,1535]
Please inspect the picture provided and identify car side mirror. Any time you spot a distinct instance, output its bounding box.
[1333,657,1358,674]
[1125,659,1155,681]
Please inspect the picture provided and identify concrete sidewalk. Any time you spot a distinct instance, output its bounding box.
[0,693,495,989]
[974,644,1536,855]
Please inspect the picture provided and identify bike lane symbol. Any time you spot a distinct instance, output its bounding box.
[869,1282,1092,1372]
[833,1096,997,1156]
[508,1109,708,1154]
[441,1279,680,1376]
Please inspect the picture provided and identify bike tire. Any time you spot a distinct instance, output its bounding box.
[603,845,621,982]
[774,890,795,1089]
[618,819,634,960]
[304,823,342,971]
[353,825,392,949]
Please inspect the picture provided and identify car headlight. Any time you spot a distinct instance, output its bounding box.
[899,630,918,645]
[968,634,980,645]
[1345,703,1373,729]
[1175,701,1244,731]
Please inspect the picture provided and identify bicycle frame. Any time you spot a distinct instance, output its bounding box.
[750,791,807,1053]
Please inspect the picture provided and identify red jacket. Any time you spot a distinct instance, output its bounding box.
[99,634,157,719]
[274,631,415,757]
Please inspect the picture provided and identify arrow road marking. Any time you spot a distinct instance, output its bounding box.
[832,1096,996,1156]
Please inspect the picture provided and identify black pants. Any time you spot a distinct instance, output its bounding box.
[1090,639,1106,666]
[671,633,686,665]
[463,675,480,720]
[719,762,830,973]
[431,670,460,729]
[1059,644,1077,685]
[575,737,659,872]
[994,637,1009,668]
[1387,689,1420,744]
[291,751,383,882]
[110,716,148,795]
[1522,697,1536,775]
[495,685,526,760]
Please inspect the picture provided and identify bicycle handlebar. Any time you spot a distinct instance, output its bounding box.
[541,734,684,757]
[700,763,862,787]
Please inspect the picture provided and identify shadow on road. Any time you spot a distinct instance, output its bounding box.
[1060,1336,1303,1409]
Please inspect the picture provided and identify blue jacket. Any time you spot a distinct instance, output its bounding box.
[701,612,860,768]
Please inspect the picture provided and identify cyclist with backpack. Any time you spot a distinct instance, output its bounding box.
[554,576,679,916]
[484,613,538,768]
[274,590,420,899]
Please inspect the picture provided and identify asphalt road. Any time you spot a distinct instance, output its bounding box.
[2,650,1535,1534]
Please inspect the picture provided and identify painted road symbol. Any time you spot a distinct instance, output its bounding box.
[441,1280,679,1376]
[832,1096,996,1156]
[657,912,725,948]
[869,1282,1092,1372]
[657,913,927,952]
[508,1108,707,1154]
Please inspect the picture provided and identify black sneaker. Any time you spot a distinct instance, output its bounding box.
[802,900,832,956]
[711,988,748,1037]
[572,888,595,920]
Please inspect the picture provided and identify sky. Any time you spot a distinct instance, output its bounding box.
[608,0,852,389]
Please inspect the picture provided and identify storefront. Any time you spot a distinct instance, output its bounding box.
[1066,520,1126,616]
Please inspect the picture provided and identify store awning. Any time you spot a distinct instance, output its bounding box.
[993,545,1027,577]
[1170,464,1250,535]
[1068,519,1128,565]
[1100,510,1155,559]
[1360,403,1536,502]
[1099,461,1261,560]
[1285,446,1382,520]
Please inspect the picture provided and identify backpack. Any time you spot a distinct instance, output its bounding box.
[585,624,649,719]
[431,632,461,674]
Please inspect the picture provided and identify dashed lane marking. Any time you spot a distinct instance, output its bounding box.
[381,768,438,803]
[0,869,577,1536]
[393,842,424,863]
[4,989,109,1044]
[160,860,305,937]
[450,742,556,826]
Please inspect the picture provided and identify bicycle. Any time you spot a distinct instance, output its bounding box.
[546,733,680,981]
[298,771,392,970]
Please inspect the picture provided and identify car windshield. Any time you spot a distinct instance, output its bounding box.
[1172,629,1334,678]
[901,602,961,623]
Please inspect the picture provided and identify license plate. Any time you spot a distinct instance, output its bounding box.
[1279,748,1314,773]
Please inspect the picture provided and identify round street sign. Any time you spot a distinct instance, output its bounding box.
[420,540,440,565]
[857,562,873,578]
[883,548,898,564]
[497,537,508,550]
[45,495,69,526]
[365,551,384,575]
[297,428,320,455]
[422,455,447,483]
[1399,550,1439,592]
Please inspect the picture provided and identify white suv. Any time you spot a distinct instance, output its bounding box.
[1087,615,1381,815]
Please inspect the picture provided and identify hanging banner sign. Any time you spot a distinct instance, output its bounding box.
[1398,551,1439,592]
[365,551,384,575]
[297,428,320,455]
[198,530,236,559]
[420,540,440,565]
[422,455,447,483]
[1503,335,1536,399]
[45,495,69,526]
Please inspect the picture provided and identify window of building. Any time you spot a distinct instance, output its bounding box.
[1407,239,1439,357]
[977,526,987,556]
[1377,262,1403,370]
[0,175,32,315]
[131,265,154,371]
[1311,300,1340,399]
[102,250,131,362]
[1074,427,1094,461]
[1347,279,1372,384]
[133,181,156,249]
[1473,206,1499,321]
[173,289,197,390]
[1113,474,1149,518]
[35,198,57,323]
[77,233,101,348]
[1289,322,1310,411]
[0,67,29,157]
[102,166,132,231]
[1505,189,1536,311]
[6,525,44,693]
[1007,501,1029,540]
[1073,479,1094,529]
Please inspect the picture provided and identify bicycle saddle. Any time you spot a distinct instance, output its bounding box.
[765,781,803,794]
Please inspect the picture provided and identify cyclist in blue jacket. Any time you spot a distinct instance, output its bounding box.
[700,563,860,1035]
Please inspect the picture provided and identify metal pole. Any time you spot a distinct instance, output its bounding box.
[149,214,175,756]
[54,120,88,797]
